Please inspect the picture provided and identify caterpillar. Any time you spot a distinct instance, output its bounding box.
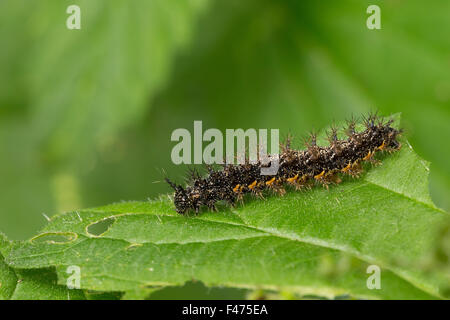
[166,113,402,214]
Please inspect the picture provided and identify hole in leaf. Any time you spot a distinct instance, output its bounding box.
[126,243,142,250]
[86,217,115,236]
[31,232,77,244]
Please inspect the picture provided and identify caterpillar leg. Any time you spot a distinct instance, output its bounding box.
[341,161,363,178]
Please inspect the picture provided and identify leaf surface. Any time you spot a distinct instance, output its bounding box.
[0,233,85,300]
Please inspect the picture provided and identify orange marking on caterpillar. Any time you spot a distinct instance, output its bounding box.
[314,170,325,180]
[266,177,276,186]
[287,174,299,183]
[363,150,373,161]
[248,180,257,190]
[377,140,386,151]
[233,184,241,193]
[341,162,351,173]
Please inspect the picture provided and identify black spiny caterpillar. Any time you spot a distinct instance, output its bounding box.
[166,114,401,214]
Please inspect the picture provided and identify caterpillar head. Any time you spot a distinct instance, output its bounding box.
[165,178,196,214]
[380,120,402,150]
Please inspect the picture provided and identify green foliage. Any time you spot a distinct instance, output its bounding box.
[1,0,449,300]
[3,116,449,299]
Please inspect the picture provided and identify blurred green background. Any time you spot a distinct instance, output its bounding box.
[0,0,449,297]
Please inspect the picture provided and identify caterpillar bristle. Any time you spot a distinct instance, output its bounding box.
[345,115,357,137]
[165,177,179,191]
[280,132,293,153]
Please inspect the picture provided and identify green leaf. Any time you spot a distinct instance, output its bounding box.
[121,287,160,300]
[5,115,449,299]
[0,234,17,300]
[1,233,85,300]
[8,268,86,300]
